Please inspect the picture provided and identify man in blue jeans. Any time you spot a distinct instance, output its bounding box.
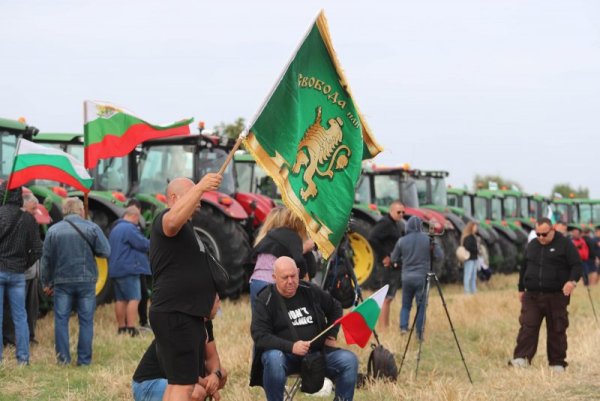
[0,183,42,364]
[250,256,358,401]
[391,216,443,340]
[41,197,110,366]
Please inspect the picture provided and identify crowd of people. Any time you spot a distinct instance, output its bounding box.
[0,176,596,400]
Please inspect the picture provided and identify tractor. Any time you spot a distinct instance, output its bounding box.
[31,131,253,300]
[132,133,253,298]
[356,163,460,282]
[409,170,503,276]
[472,189,528,272]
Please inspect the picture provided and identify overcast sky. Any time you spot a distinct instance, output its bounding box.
[2,0,599,196]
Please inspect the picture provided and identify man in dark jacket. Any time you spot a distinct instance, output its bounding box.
[368,200,405,328]
[109,206,150,337]
[250,256,358,401]
[0,183,42,364]
[510,218,582,371]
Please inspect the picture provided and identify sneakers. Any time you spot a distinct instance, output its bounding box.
[400,329,408,336]
[508,358,528,368]
[550,365,565,373]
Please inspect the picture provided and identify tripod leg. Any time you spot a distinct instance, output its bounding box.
[414,274,432,379]
[587,286,599,325]
[398,295,420,378]
[431,275,474,384]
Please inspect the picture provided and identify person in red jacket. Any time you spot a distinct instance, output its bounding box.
[571,228,595,285]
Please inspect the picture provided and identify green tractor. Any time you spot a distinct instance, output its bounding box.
[410,170,503,275]
[551,197,599,230]
[574,199,600,229]
[356,164,460,282]
[472,189,528,272]
[232,150,381,289]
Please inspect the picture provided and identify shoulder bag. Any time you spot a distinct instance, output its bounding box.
[193,231,230,293]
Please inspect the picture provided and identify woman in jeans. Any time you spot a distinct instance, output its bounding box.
[461,222,479,294]
[248,207,312,310]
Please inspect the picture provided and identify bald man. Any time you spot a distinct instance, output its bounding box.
[148,174,222,401]
[108,206,150,337]
[250,256,358,401]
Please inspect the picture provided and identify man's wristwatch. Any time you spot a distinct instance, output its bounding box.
[213,369,223,380]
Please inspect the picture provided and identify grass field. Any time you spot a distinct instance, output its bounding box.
[1,274,599,401]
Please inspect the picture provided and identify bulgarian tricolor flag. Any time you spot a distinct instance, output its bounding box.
[84,100,193,169]
[7,138,93,193]
[335,285,388,348]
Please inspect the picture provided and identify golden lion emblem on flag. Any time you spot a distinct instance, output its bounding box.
[291,106,351,201]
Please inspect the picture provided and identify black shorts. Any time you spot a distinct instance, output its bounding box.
[150,310,206,385]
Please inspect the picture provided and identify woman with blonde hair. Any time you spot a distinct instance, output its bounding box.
[249,207,312,308]
[460,221,479,294]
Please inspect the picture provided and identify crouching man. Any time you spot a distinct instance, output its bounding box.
[250,256,358,401]
[132,295,227,401]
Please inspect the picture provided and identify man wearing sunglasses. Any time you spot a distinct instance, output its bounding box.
[368,201,405,328]
[510,217,582,372]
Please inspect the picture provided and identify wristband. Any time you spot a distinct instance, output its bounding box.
[213,369,223,380]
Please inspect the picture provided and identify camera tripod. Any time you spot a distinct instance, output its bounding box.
[398,235,473,383]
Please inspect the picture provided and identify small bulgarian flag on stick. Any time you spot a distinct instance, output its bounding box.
[6,138,93,194]
[84,100,193,169]
[311,285,388,348]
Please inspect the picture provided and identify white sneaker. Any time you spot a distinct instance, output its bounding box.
[549,365,565,373]
[509,358,528,368]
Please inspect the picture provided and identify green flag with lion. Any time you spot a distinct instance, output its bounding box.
[244,10,383,259]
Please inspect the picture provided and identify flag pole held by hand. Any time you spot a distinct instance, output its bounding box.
[309,321,340,344]
[217,131,247,176]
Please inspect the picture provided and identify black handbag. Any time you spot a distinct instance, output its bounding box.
[300,351,327,393]
[193,232,230,293]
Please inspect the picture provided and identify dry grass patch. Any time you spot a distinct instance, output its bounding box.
[1,274,599,400]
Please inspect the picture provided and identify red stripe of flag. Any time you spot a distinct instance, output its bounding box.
[84,123,190,169]
[8,165,91,193]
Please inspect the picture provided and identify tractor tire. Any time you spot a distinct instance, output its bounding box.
[497,235,518,274]
[95,257,114,305]
[439,232,460,283]
[486,241,503,273]
[347,218,377,289]
[192,206,251,300]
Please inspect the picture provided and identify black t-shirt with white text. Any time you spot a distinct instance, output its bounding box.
[283,293,320,342]
[149,209,215,318]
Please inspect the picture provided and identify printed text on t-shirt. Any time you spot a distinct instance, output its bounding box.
[288,307,314,326]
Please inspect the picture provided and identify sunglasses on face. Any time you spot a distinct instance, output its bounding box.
[396,211,405,215]
[537,230,553,238]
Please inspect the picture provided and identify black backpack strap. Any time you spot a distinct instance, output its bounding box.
[367,344,376,377]
[64,218,95,255]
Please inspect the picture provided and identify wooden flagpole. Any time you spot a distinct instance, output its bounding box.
[309,321,340,344]
[217,131,247,176]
